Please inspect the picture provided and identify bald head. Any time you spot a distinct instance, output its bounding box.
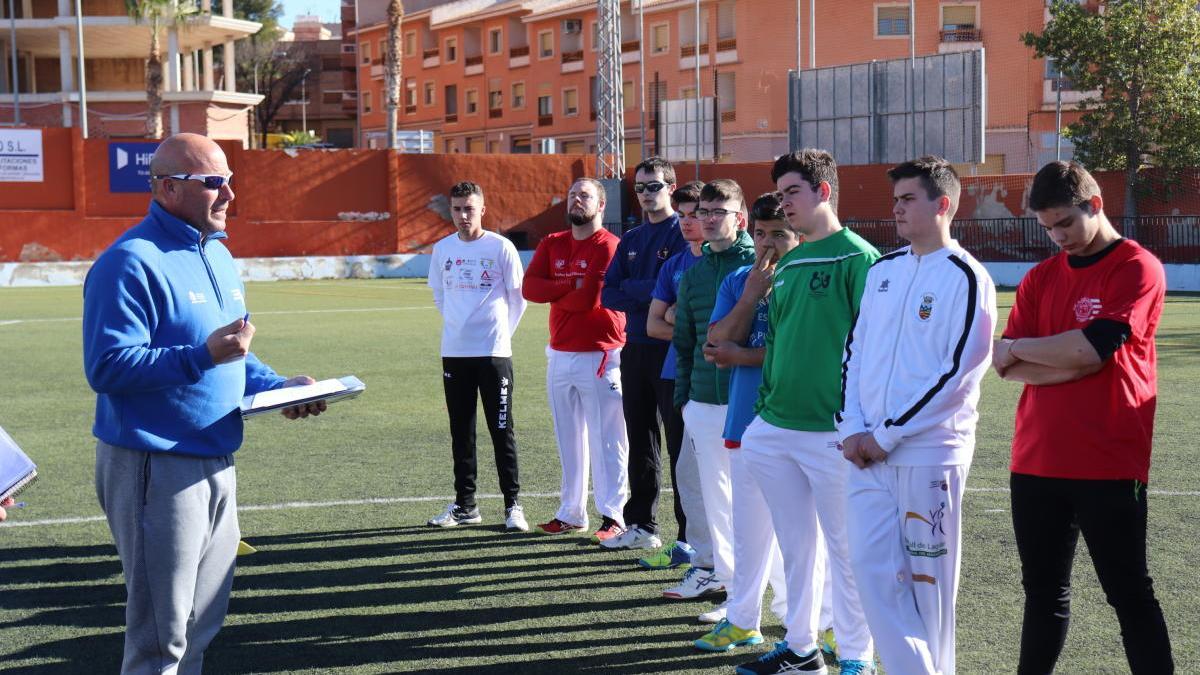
[150,133,227,177]
[150,133,235,237]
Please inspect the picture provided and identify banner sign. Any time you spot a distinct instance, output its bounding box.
[0,129,43,182]
[109,141,160,193]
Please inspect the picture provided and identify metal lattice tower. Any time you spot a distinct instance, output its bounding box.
[595,0,625,179]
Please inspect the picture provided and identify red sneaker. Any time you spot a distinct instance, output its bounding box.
[537,518,584,535]
[591,518,625,543]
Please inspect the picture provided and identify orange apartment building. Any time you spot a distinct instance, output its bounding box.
[351,0,1084,173]
[0,0,263,143]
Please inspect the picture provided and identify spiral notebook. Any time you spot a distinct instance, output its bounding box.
[0,425,37,502]
[240,375,365,419]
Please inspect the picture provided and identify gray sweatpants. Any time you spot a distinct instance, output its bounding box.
[95,440,240,675]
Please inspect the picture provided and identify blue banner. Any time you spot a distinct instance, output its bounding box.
[108,141,160,193]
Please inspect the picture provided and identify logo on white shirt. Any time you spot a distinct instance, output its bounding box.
[1074,297,1102,323]
[878,279,890,293]
[230,289,244,303]
[188,291,207,304]
[918,293,936,321]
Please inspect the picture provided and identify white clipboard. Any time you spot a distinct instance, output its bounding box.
[240,376,365,419]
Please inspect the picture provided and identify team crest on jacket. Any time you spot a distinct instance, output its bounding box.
[1074,297,1102,323]
[657,247,671,260]
[918,293,935,321]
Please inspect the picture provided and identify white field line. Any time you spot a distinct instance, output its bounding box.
[0,306,434,326]
[5,486,1199,529]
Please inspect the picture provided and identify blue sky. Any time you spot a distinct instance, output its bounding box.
[278,0,342,30]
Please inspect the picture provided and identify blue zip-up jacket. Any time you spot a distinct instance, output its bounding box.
[601,213,686,344]
[82,201,286,457]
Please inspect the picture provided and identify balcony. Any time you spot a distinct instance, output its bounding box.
[680,42,711,69]
[538,114,553,127]
[561,49,584,73]
[715,37,738,64]
[489,108,502,119]
[940,27,981,42]
[423,48,440,68]
[405,104,417,114]
[622,40,639,53]
[509,44,530,68]
[370,64,383,80]
[680,43,710,58]
[465,54,484,75]
[621,40,641,64]
[445,113,458,124]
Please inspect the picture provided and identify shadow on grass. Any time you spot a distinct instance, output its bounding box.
[2,525,738,674]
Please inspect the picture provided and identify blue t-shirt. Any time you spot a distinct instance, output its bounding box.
[652,248,702,380]
[710,265,769,443]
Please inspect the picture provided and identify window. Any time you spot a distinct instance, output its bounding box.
[651,23,669,54]
[538,30,554,58]
[404,30,416,57]
[681,85,697,99]
[717,0,735,40]
[679,7,709,47]
[445,84,458,114]
[378,40,386,63]
[361,41,371,65]
[512,81,526,108]
[563,88,579,116]
[466,88,479,114]
[445,37,458,62]
[424,81,435,105]
[405,77,417,107]
[591,21,599,51]
[537,95,552,116]
[489,27,503,54]
[623,80,635,110]
[1045,57,1076,90]
[562,140,586,154]
[362,90,372,113]
[489,89,503,110]
[718,71,735,118]
[467,137,485,154]
[876,5,910,37]
[942,5,977,29]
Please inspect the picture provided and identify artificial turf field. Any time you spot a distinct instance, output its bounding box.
[0,278,1197,675]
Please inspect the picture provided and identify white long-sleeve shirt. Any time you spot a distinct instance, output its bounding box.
[428,230,527,358]
[837,242,997,466]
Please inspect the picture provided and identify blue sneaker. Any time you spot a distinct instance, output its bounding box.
[735,641,827,674]
[838,659,875,675]
[638,540,694,569]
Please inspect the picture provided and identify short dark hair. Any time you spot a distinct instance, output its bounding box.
[700,179,745,212]
[1029,161,1101,211]
[450,181,484,199]
[887,156,961,216]
[573,177,605,196]
[672,180,704,207]
[771,149,839,210]
[749,192,785,226]
[634,156,676,185]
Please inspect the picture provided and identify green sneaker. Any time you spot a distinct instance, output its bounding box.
[694,619,764,652]
[637,540,694,569]
[819,625,838,664]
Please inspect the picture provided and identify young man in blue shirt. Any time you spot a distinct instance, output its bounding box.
[601,157,687,550]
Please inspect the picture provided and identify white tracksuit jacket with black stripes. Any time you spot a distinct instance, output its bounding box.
[836,242,997,466]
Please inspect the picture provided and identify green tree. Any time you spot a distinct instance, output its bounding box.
[232,0,282,38]
[124,0,198,138]
[1023,0,1200,220]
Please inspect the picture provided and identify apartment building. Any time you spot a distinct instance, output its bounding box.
[273,15,357,147]
[353,0,1082,172]
[0,0,263,143]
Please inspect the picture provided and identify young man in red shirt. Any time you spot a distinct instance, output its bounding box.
[523,178,629,543]
[993,161,1173,674]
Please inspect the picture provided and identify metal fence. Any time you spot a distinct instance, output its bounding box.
[844,216,1200,264]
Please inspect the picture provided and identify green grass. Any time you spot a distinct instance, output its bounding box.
[1,279,1197,674]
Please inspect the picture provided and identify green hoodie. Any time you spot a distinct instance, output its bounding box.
[672,229,757,407]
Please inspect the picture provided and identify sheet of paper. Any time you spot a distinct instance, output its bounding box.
[249,378,347,409]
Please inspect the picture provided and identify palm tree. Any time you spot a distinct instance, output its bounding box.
[125,0,198,138]
[384,0,403,148]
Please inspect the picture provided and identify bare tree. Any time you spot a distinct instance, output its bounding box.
[384,0,403,148]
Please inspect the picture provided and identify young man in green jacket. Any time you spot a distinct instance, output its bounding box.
[664,179,757,609]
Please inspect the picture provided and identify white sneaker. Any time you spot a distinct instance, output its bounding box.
[662,567,725,599]
[698,601,729,624]
[599,525,663,550]
[427,502,482,527]
[505,504,529,532]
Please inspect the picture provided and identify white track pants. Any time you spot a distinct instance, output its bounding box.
[675,424,714,568]
[546,347,629,528]
[741,416,874,661]
[682,401,733,587]
[726,448,788,631]
[847,462,968,675]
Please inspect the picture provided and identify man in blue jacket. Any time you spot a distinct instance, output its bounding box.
[82,133,322,674]
[600,157,686,549]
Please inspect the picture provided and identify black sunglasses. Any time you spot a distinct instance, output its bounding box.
[633,181,667,194]
[153,173,233,190]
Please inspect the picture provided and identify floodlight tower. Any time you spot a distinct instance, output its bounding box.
[595,0,625,178]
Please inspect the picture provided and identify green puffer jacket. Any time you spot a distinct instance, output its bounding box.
[672,229,756,407]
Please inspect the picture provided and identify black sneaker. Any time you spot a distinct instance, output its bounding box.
[427,502,482,527]
[735,641,827,675]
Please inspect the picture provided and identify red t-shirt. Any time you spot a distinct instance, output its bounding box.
[522,228,626,352]
[1004,239,1165,482]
